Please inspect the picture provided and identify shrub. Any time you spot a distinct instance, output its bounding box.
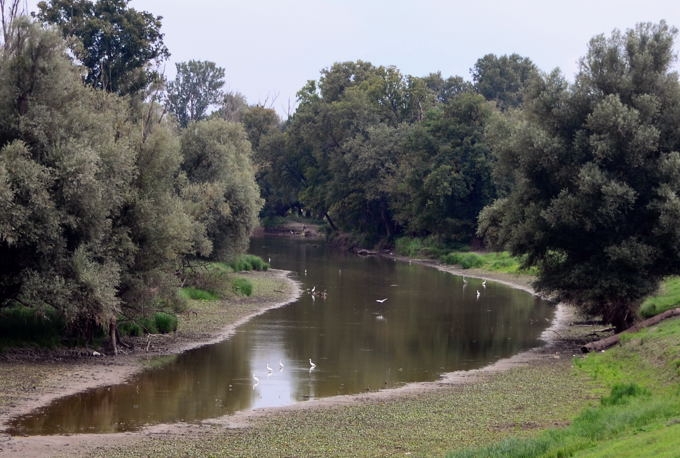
[139,316,158,334]
[639,276,680,318]
[117,320,143,337]
[601,383,650,406]
[183,268,229,296]
[180,287,220,301]
[232,278,253,296]
[441,252,484,269]
[229,254,268,272]
[0,305,65,348]
[154,312,178,334]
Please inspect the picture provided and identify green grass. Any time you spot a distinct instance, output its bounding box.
[179,286,220,301]
[394,236,455,258]
[0,305,65,349]
[640,276,680,318]
[448,315,680,458]
[228,254,269,272]
[231,277,253,296]
[153,312,178,333]
[440,250,537,274]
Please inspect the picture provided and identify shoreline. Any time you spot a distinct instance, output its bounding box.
[0,269,301,450]
[0,256,579,457]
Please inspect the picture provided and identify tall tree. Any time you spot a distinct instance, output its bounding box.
[35,0,169,96]
[0,19,201,350]
[388,91,495,242]
[471,53,539,110]
[166,60,225,128]
[478,21,680,331]
[0,19,136,341]
[180,119,262,260]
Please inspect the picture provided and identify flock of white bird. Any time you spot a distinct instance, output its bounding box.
[253,260,490,390]
[252,358,316,388]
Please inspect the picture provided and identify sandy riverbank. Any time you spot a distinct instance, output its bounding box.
[0,256,591,457]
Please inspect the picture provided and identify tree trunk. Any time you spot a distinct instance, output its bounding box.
[324,212,338,231]
[109,317,118,356]
[581,307,680,353]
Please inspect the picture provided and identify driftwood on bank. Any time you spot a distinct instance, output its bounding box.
[581,307,680,353]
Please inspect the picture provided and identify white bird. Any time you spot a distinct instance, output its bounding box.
[309,358,316,369]
[279,359,285,370]
[376,298,388,303]
[476,290,481,299]
[266,362,273,372]
[482,280,487,288]
[311,285,316,293]
[462,276,468,284]
[252,373,259,383]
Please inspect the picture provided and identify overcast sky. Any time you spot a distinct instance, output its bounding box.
[23,1,680,117]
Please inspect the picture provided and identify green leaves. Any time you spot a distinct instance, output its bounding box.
[482,21,680,330]
[166,60,226,128]
[36,0,169,96]
[0,21,262,344]
[180,119,262,260]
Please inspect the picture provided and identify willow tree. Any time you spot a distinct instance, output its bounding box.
[479,21,680,331]
[180,119,262,260]
[0,19,136,341]
[0,19,200,349]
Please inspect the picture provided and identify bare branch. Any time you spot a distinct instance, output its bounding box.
[1,0,23,46]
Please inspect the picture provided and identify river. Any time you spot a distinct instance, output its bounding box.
[8,237,553,435]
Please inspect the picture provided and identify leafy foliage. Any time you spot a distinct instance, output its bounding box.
[153,311,177,333]
[0,304,65,347]
[35,0,169,96]
[0,20,262,346]
[471,53,540,110]
[479,21,680,330]
[229,254,269,272]
[180,119,263,260]
[274,60,497,245]
[231,278,253,296]
[166,60,225,128]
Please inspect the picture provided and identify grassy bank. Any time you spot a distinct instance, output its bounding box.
[5,257,680,456]
[448,278,680,458]
[93,272,680,457]
[92,353,595,457]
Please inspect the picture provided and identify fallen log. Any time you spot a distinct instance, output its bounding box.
[581,307,680,353]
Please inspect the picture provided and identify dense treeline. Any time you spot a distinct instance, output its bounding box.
[2,0,680,344]
[0,5,261,348]
[255,59,538,246]
[250,22,680,330]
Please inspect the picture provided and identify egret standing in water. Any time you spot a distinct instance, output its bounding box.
[476,290,481,299]
[266,362,273,372]
[279,359,285,370]
[309,358,316,369]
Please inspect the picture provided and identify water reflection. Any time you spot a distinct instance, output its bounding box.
[8,238,554,435]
